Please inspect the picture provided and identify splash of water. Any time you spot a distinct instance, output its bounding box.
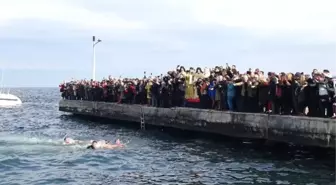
[0,133,63,146]
[0,133,90,154]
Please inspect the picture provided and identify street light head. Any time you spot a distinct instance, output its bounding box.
[98,39,102,42]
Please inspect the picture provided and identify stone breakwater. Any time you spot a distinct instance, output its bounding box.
[59,100,336,148]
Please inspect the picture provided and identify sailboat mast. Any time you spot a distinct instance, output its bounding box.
[0,68,3,93]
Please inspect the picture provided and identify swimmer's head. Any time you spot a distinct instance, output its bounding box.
[115,139,121,145]
[87,141,98,149]
[64,137,75,144]
[92,141,99,148]
[87,145,94,149]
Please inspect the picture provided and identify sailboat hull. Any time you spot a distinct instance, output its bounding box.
[0,93,22,106]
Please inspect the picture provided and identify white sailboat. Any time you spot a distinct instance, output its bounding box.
[0,69,22,106]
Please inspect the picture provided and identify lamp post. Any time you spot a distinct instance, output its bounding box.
[92,36,102,81]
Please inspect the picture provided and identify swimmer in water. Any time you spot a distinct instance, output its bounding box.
[87,139,124,149]
[63,137,92,145]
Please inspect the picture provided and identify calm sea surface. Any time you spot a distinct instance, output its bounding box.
[0,88,334,185]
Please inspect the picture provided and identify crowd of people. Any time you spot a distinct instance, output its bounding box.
[59,64,336,119]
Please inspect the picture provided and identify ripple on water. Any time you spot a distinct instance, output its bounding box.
[0,156,42,174]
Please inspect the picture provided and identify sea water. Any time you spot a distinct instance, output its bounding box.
[0,88,334,185]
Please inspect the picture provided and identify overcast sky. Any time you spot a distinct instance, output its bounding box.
[0,0,335,87]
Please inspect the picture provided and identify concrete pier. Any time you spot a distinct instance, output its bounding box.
[59,100,336,148]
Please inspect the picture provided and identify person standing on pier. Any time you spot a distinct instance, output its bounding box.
[208,79,216,109]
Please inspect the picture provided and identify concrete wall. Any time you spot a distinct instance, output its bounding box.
[59,100,336,148]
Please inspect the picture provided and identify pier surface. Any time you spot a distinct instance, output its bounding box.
[59,100,336,148]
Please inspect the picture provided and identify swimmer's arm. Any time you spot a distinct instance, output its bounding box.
[104,144,123,149]
[73,140,83,144]
[76,140,93,144]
